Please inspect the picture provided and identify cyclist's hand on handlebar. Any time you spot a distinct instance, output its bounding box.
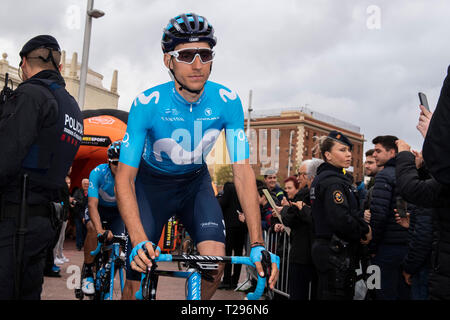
[250,246,280,290]
[130,241,160,273]
[97,230,113,242]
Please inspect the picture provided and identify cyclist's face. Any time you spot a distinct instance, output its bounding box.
[164,42,212,92]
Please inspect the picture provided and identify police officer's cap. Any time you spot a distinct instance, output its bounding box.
[327,130,353,151]
[20,35,61,58]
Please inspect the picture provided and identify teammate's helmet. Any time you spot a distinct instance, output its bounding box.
[107,140,121,160]
[161,13,217,53]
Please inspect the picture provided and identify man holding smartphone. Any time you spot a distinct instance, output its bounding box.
[370,135,410,300]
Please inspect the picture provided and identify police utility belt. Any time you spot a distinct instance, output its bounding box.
[1,201,64,228]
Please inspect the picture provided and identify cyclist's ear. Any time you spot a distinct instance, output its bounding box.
[163,54,172,69]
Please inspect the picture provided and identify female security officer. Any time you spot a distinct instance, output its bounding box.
[310,131,372,300]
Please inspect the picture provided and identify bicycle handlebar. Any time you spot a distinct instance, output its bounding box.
[136,254,269,300]
[90,232,127,257]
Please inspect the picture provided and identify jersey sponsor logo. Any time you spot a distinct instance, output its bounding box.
[134,91,160,106]
[219,88,237,103]
[164,107,180,116]
[152,129,220,165]
[98,188,116,203]
[200,221,219,229]
[161,116,185,122]
[333,190,344,204]
[205,108,212,116]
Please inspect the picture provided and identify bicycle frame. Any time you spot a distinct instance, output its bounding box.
[136,254,267,301]
[90,236,126,300]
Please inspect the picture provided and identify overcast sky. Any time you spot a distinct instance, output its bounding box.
[1,0,449,153]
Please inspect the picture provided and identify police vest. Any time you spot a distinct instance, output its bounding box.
[310,169,361,239]
[20,78,83,190]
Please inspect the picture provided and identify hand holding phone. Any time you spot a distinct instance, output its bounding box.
[418,92,430,111]
[396,196,408,218]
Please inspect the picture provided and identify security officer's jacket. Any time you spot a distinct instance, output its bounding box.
[0,69,83,205]
[310,162,369,243]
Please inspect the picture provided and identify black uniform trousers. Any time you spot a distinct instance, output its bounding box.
[312,239,357,300]
[223,227,247,286]
[0,213,55,299]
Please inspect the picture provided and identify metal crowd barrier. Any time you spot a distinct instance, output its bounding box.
[264,228,291,299]
[244,228,292,299]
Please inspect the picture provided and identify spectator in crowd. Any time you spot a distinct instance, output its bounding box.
[370,135,410,300]
[257,185,276,231]
[394,140,433,300]
[72,178,89,250]
[218,181,247,290]
[363,149,384,222]
[395,107,450,300]
[264,171,285,202]
[423,65,450,186]
[43,174,71,278]
[53,176,72,264]
[278,158,323,300]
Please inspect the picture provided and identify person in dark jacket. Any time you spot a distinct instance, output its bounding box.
[218,181,247,290]
[369,135,411,300]
[280,159,322,300]
[423,65,450,187]
[72,178,89,250]
[310,131,371,300]
[395,138,450,300]
[393,141,433,300]
[0,35,83,299]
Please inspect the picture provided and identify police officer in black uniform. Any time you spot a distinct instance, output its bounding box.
[310,131,372,300]
[0,35,83,299]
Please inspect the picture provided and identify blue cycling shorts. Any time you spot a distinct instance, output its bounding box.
[84,205,125,237]
[125,161,225,281]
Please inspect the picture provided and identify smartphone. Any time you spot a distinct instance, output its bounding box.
[418,92,430,111]
[396,196,408,218]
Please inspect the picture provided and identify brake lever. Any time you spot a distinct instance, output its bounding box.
[261,250,272,280]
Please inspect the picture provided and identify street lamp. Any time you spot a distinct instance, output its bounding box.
[78,0,105,110]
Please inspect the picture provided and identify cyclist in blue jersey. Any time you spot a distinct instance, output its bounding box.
[80,141,126,295]
[115,13,279,300]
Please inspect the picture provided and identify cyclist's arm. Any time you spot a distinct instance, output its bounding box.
[232,161,263,245]
[115,163,147,248]
[87,197,102,234]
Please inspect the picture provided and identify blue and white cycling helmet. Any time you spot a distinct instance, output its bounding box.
[107,140,121,160]
[161,13,217,53]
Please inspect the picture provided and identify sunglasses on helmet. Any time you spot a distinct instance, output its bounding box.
[168,47,215,64]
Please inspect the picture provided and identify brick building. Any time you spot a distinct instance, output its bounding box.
[245,107,365,183]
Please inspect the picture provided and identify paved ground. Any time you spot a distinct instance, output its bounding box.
[41,239,249,300]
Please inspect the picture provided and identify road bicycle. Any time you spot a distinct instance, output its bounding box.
[135,247,275,300]
[75,232,127,300]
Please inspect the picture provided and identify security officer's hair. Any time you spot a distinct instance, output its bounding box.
[26,48,61,70]
[314,135,336,160]
[302,158,324,179]
[372,135,399,153]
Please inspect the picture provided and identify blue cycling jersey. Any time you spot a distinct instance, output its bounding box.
[88,163,117,207]
[120,81,250,175]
